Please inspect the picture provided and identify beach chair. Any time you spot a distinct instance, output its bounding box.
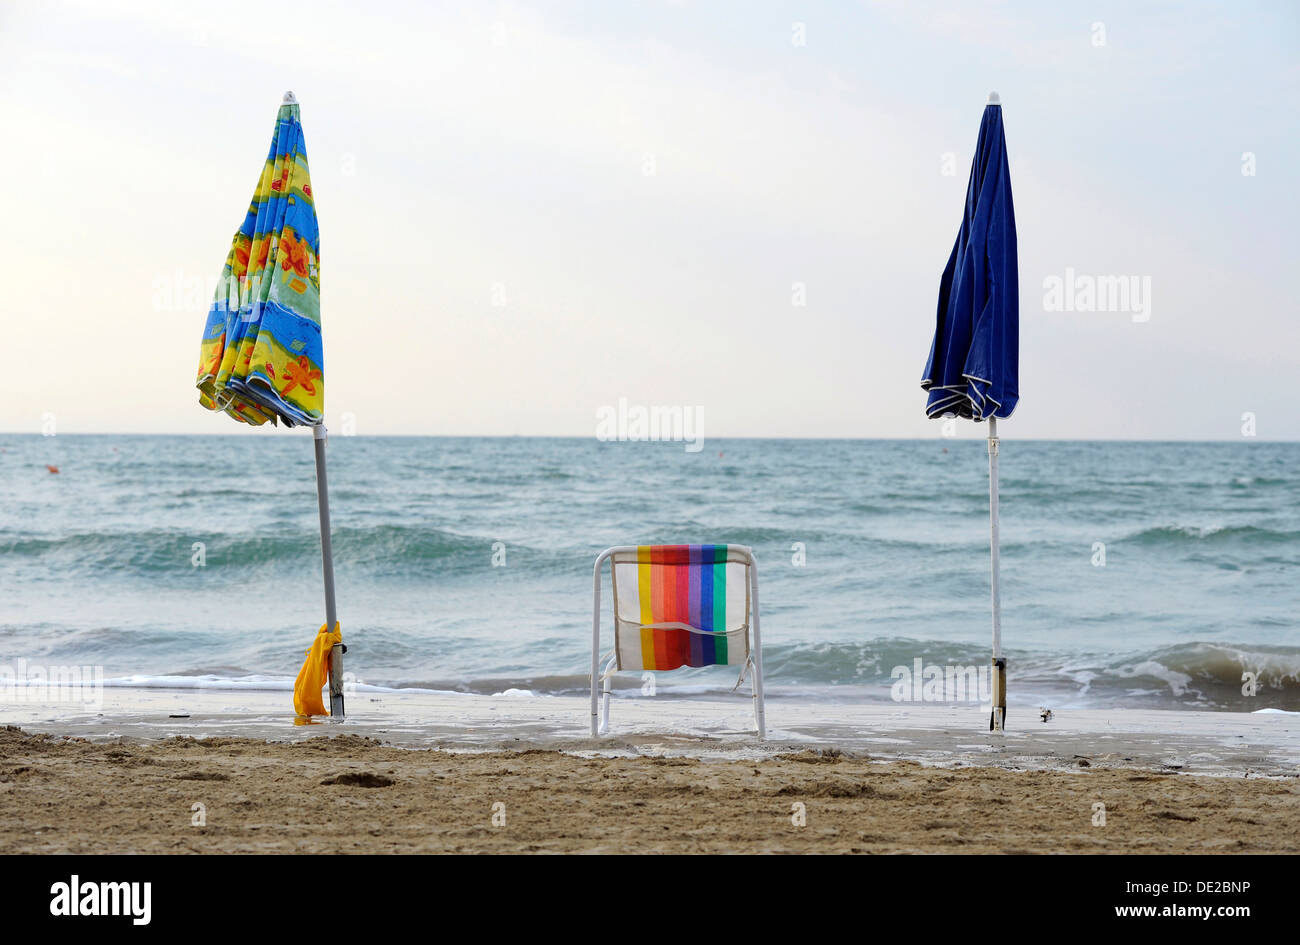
[590,544,765,738]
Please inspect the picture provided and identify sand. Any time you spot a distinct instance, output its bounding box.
[0,725,1295,854]
[1,690,1296,853]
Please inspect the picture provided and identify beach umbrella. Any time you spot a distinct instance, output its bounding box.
[921,92,1018,731]
[195,91,345,717]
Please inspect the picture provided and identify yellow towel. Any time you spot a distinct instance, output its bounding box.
[293,623,342,717]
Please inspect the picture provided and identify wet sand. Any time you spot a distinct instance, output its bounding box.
[1,726,1295,854]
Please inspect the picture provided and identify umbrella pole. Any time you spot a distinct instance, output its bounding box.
[987,417,1006,732]
[313,423,345,719]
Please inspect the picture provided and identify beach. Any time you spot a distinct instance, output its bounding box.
[5,435,1298,855]
[1,690,1295,854]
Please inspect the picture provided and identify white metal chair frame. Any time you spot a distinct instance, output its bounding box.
[590,544,766,739]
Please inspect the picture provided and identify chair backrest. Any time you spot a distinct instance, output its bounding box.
[610,545,752,672]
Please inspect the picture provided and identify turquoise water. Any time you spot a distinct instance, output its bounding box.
[3,435,1297,710]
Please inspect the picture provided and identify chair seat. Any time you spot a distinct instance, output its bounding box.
[615,621,748,671]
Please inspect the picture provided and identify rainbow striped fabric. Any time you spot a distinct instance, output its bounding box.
[196,99,322,427]
[611,545,751,672]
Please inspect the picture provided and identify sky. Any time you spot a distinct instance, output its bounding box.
[0,0,1296,440]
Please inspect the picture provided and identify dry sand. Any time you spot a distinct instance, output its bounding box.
[1,726,1295,854]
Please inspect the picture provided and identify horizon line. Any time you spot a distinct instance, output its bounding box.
[3,432,1297,444]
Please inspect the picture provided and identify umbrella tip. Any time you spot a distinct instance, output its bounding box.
[987,91,1000,105]
[282,90,298,105]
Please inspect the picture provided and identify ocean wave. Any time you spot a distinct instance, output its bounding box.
[1229,476,1293,488]
[4,636,1297,711]
[394,640,1300,710]
[1109,642,1300,694]
[1119,524,1300,547]
[0,524,573,578]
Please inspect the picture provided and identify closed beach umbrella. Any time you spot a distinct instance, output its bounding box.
[921,92,1018,731]
[195,91,345,717]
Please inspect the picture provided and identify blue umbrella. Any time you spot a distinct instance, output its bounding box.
[922,92,1019,731]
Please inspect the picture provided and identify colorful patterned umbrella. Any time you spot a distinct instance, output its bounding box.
[196,92,323,427]
[194,92,345,718]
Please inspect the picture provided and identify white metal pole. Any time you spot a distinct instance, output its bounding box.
[987,417,1006,731]
[600,655,614,735]
[749,554,766,740]
[313,423,345,718]
[988,417,1001,657]
[590,554,604,737]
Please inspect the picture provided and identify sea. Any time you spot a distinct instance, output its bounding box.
[3,435,1297,711]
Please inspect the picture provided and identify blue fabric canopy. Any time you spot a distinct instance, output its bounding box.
[922,100,1018,420]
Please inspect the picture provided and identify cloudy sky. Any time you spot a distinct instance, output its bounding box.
[1,0,1296,439]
